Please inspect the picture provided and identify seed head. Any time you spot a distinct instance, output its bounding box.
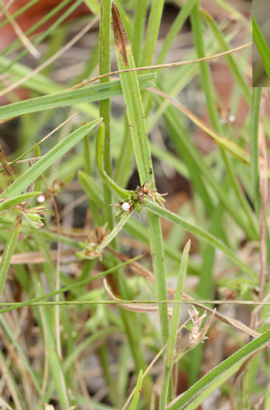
[121,202,130,212]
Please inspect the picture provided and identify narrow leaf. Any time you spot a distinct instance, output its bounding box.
[169,329,270,410]
[0,119,102,199]
[0,192,41,212]
[0,74,156,121]
[0,216,22,297]
[129,370,143,410]
[112,2,170,348]
[252,16,270,81]
[145,198,256,279]
[160,241,190,407]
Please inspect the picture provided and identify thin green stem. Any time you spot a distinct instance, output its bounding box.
[0,119,102,199]
[159,241,190,409]
[96,123,131,200]
[99,0,114,232]
[202,10,251,104]
[0,257,142,315]
[112,3,169,347]
[250,87,262,218]
[141,0,165,66]
[0,215,21,297]
[132,0,147,66]
[156,0,197,65]
[169,330,270,410]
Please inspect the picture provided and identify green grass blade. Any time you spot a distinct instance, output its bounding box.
[0,119,102,200]
[129,370,143,410]
[32,274,70,409]
[144,198,256,279]
[99,0,114,233]
[0,74,156,121]
[156,0,197,65]
[0,315,43,397]
[141,0,165,66]
[190,1,220,131]
[169,329,270,410]
[83,0,100,15]
[113,116,135,188]
[163,105,254,238]
[96,123,131,200]
[132,0,147,66]
[214,0,251,31]
[202,10,251,103]
[160,241,190,408]
[112,3,169,347]
[0,192,41,212]
[250,87,262,217]
[0,349,26,409]
[0,216,22,297]
[0,257,142,315]
[252,16,270,81]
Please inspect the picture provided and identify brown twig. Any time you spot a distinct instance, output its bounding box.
[0,146,15,181]
[69,42,252,90]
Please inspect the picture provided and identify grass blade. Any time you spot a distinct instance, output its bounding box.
[0,192,41,212]
[156,0,197,65]
[159,241,190,408]
[250,87,262,216]
[0,315,43,397]
[0,74,156,121]
[99,0,114,234]
[132,0,147,66]
[252,16,270,81]
[202,10,251,103]
[112,2,169,346]
[0,216,22,297]
[141,0,165,66]
[145,198,256,279]
[128,370,143,410]
[0,119,102,199]
[0,257,142,315]
[169,329,270,410]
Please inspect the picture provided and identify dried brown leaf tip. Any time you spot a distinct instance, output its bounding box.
[111,1,129,66]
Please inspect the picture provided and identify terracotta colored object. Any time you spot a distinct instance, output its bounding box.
[0,0,91,48]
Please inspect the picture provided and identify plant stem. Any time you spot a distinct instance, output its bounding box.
[0,215,21,298]
[99,0,114,233]
[112,2,169,347]
[159,241,190,409]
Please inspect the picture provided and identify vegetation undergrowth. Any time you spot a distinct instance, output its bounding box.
[0,0,269,409]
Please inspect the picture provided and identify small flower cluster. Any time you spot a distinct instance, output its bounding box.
[136,178,167,207]
[15,204,46,228]
[110,178,167,218]
[188,307,209,347]
[76,224,110,260]
[110,201,134,218]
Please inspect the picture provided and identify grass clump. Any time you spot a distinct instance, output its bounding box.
[0,1,269,409]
